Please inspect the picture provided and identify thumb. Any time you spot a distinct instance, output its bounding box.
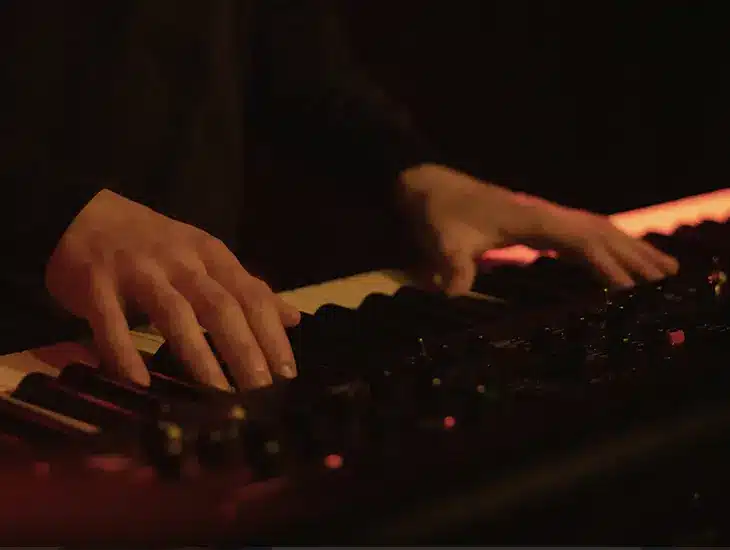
[438,246,478,295]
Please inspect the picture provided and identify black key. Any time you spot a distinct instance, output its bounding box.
[473,262,583,307]
[644,232,682,257]
[59,364,168,417]
[53,364,205,475]
[146,370,239,409]
[645,229,718,273]
[355,294,448,360]
[679,221,728,251]
[527,257,604,297]
[151,333,237,389]
[307,305,366,356]
[392,286,505,329]
[306,302,423,374]
[13,372,142,433]
[286,312,311,369]
[359,291,470,343]
[275,307,366,381]
[13,373,210,475]
[0,392,99,449]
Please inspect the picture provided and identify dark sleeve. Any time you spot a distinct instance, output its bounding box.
[249,0,441,189]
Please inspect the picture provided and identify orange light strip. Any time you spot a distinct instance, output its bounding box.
[481,188,730,265]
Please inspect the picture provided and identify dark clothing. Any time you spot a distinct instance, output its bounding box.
[0,0,434,348]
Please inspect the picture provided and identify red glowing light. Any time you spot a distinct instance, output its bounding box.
[668,329,685,347]
[324,454,343,470]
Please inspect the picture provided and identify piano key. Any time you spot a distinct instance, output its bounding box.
[122,344,282,472]
[0,392,100,448]
[292,303,420,376]
[358,291,468,339]
[644,229,720,273]
[391,286,506,328]
[150,333,237,390]
[354,294,452,355]
[13,372,143,433]
[2,189,730,545]
[472,262,587,307]
[10,372,194,476]
[684,220,729,251]
[58,363,171,417]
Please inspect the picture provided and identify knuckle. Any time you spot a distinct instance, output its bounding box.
[521,202,549,234]
[82,263,111,301]
[165,253,206,283]
[155,287,192,317]
[229,332,266,364]
[236,277,275,307]
[200,287,240,322]
[113,248,146,274]
[77,258,103,282]
[596,219,616,236]
[240,290,273,316]
[54,232,93,263]
[249,277,274,296]
[81,230,111,259]
[198,234,231,257]
[574,231,596,250]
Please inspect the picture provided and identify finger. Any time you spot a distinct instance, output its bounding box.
[239,280,298,381]
[196,235,300,327]
[637,238,680,275]
[174,271,282,388]
[583,246,635,288]
[275,297,301,328]
[440,248,478,295]
[81,264,150,387]
[119,256,230,391]
[609,239,666,282]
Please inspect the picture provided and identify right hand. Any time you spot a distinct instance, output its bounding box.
[45,189,300,391]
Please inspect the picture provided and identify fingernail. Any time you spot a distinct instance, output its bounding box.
[207,370,234,392]
[279,363,297,379]
[131,371,151,387]
[254,369,273,388]
[218,380,236,393]
[211,377,234,393]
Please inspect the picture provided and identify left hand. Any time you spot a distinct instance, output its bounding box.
[398,164,679,295]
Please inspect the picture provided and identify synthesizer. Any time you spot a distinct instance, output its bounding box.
[0,189,729,546]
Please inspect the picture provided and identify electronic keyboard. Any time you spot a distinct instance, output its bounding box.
[0,189,729,546]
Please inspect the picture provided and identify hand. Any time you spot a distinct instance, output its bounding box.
[398,164,679,294]
[45,189,300,390]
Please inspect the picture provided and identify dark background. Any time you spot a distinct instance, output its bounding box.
[343,0,729,213]
[6,1,730,352]
[244,0,730,291]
